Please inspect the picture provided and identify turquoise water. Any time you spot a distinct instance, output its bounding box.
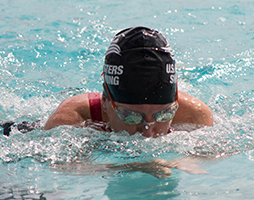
[1,0,254,199]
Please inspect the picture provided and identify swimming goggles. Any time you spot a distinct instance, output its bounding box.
[104,80,178,125]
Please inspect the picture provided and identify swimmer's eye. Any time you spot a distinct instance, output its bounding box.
[114,102,178,125]
[155,102,178,122]
[115,107,143,125]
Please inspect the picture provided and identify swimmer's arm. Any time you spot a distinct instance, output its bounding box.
[51,157,208,179]
[173,91,214,126]
[108,158,208,179]
[44,93,92,130]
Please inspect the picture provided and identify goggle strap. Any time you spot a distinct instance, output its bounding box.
[103,75,116,110]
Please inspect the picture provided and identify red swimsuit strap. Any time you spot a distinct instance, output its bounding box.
[88,93,102,121]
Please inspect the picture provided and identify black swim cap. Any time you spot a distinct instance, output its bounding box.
[103,26,177,104]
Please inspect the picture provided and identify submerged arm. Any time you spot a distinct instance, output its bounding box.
[108,158,208,179]
[51,158,208,179]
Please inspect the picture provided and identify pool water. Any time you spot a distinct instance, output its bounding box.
[1,0,254,199]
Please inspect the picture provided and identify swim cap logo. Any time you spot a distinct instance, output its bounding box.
[166,63,175,73]
[166,63,176,84]
[105,43,121,56]
[104,64,124,85]
[105,34,123,57]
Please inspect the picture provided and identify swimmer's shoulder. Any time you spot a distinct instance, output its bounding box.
[173,91,214,126]
[44,92,103,130]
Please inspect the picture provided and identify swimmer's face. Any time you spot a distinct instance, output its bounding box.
[103,98,174,138]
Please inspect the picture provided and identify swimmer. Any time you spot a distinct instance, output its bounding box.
[44,26,214,138]
[1,27,213,177]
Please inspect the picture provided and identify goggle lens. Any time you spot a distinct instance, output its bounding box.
[114,102,178,125]
[115,107,143,125]
[155,103,178,122]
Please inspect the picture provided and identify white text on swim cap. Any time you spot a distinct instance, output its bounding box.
[104,64,124,85]
[166,63,175,73]
[170,74,177,84]
[104,64,123,75]
[166,63,176,84]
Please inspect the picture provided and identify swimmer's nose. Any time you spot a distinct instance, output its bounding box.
[141,127,153,137]
[141,121,156,138]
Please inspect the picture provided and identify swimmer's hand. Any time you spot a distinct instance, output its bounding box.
[109,158,208,179]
